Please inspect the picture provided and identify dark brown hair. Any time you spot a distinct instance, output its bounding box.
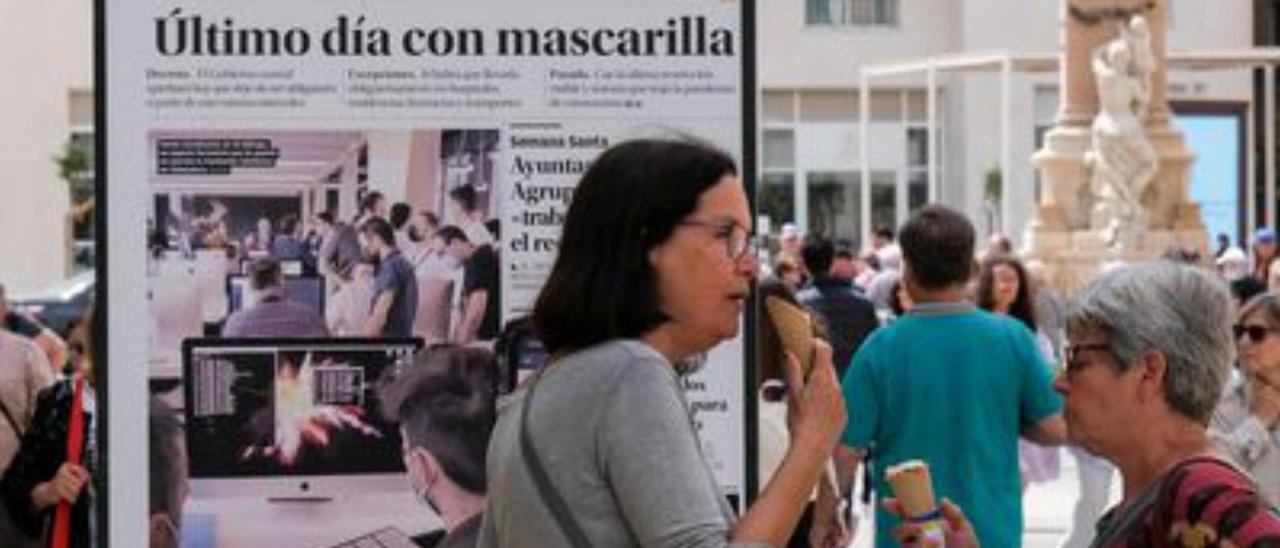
[976,254,1038,332]
[533,139,737,355]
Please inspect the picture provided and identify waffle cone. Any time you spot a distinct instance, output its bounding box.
[764,296,815,376]
[885,460,938,518]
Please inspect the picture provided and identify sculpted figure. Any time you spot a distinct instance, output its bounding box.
[1085,16,1159,250]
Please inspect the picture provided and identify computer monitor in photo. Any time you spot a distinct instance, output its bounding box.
[182,338,423,499]
[226,274,325,318]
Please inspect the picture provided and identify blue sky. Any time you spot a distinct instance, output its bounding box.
[1179,115,1240,246]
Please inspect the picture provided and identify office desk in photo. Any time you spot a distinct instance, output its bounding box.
[181,492,441,548]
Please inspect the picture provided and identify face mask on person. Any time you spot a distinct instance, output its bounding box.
[405,447,443,517]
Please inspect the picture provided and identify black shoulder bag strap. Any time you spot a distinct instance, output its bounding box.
[0,396,22,439]
[519,375,594,548]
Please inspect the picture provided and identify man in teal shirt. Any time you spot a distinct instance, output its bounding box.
[811,205,1065,548]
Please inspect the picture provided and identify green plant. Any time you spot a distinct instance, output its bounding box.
[984,166,1002,204]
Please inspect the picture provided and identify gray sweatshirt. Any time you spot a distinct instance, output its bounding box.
[478,339,766,548]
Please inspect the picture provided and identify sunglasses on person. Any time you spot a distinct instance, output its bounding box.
[1233,324,1277,344]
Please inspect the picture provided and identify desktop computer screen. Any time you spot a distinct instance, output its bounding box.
[183,338,422,497]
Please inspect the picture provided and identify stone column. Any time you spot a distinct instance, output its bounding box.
[1026,0,1205,294]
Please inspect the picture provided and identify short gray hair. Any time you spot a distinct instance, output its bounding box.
[1066,262,1233,424]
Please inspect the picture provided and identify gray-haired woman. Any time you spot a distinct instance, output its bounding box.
[1212,292,1280,504]
[887,262,1280,546]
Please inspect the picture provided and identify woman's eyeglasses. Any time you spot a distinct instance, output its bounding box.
[679,220,759,262]
[1232,324,1276,344]
[1063,342,1111,376]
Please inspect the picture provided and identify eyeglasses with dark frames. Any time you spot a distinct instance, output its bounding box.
[1063,342,1111,376]
[679,220,759,262]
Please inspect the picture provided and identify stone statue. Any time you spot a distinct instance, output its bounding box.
[1085,16,1159,250]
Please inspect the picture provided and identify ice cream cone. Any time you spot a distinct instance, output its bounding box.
[764,296,815,376]
[886,460,945,542]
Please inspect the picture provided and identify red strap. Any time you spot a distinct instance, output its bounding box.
[51,376,84,548]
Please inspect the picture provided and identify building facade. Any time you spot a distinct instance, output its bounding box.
[0,1,93,293]
[758,0,1254,249]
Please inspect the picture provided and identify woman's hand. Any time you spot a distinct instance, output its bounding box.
[32,463,90,510]
[808,496,854,548]
[783,339,846,455]
[883,497,979,548]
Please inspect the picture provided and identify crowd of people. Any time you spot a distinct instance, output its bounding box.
[6,137,1280,546]
[763,219,1280,546]
[206,185,502,346]
[477,138,1278,547]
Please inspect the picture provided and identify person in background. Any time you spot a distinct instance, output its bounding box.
[0,317,54,546]
[361,217,418,338]
[243,216,274,257]
[983,232,1013,260]
[829,245,860,285]
[410,210,440,246]
[886,278,913,319]
[268,214,307,262]
[356,191,389,226]
[408,210,442,267]
[222,258,328,338]
[390,202,415,253]
[326,256,379,337]
[2,303,100,548]
[148,398,187,548]
[1219,247,1267,310]
[0,283,68,372]
[313,210,363,293]
[479,139,844,547]
[776,223,805,279]
[773,257,804,291]
[1211,292,1280,503]
[974,255,1062,493]
[853,252,879,291]
[756,278,842,548]
[812,205,1065,548]
[448,185,493,247]
[798,235,878,376]
[864,245,903,314]
[437,226,499,344]
[869,225,899,267]
[380,345,495,548]
[1250,228,1278,289]
[1215,232,1232,259]
[888,262,1280,546]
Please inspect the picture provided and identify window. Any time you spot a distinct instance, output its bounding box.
[806,0,899,26]
[906,127,929,209]
[807,171,858,240]
[761,129,797,232]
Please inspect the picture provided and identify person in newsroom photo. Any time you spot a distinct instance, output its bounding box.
[436,226,500,345]
[380,345,495,548]
[221,258,328,338]
[448,184,493,248]
[360,217,418,338]
[479,139,845,547]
